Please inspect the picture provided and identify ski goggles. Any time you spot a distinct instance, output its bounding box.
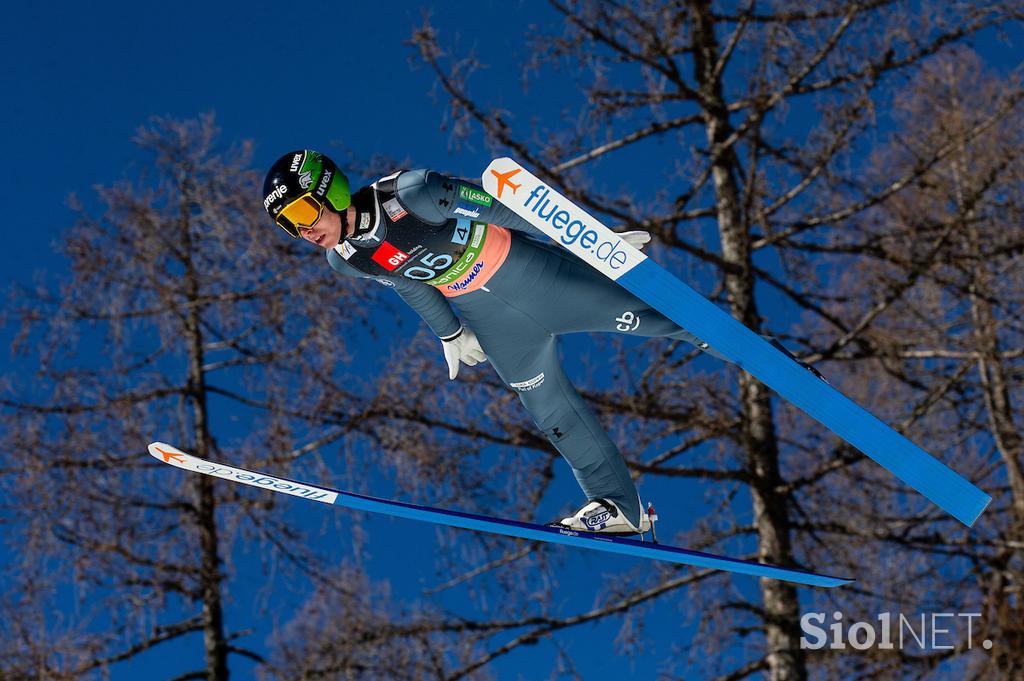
[274,194,325,238]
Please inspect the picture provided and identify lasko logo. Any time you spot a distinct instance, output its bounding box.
[372,242,410,271]
[482,159,646,281]
[459,185,493,206]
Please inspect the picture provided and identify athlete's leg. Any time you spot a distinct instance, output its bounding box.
[451,289,644,525]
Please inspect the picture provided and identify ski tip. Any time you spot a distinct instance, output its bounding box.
[148,441,190,466]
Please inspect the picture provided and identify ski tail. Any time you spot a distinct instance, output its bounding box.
[148,442,853,588]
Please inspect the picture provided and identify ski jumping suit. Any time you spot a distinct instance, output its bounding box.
[326,170,724,526]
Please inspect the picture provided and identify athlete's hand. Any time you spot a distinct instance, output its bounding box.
[619,230,651,250]
[441,326,488,380]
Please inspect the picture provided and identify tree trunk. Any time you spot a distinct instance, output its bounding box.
[689,3,806,679]
[181,183,230,681]
[955,159,1024,680]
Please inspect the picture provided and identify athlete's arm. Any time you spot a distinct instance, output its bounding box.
[396,169,545,237]
[326,248,462,339]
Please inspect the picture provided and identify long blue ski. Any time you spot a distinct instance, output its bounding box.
[482,158,990,527]
[148,442,852,588]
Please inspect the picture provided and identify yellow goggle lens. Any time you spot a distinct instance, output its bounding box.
[276,195,325,236]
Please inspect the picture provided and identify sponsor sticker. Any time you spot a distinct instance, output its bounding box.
[470,221,486,248]
[194,463,333,501]
[371,241,410,271]
[459,184,493,206]
[383,197,408,222]
[311,168,330,193]
[450,218,471,245]
[148,443,338,504]
[445,261,485,291]
[338,241,356,260]
[264,184,288,211]
[615,311,640,331]
[482,159,646,281]
[510,372,545,392]
[453,204,481,218]
[375,278,396,288]
[429,221,487,286]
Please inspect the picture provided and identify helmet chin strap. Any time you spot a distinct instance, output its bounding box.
[349,186,377,237]
[339,206,351,236]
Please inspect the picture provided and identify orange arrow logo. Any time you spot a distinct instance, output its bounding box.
[489,168,522,199]
[155,446,185,464]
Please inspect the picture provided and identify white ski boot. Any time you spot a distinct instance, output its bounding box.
[552,497,652,536]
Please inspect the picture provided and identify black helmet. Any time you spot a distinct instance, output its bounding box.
[262,150,351,238]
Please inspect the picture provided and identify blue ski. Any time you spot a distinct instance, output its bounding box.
[149,442,852,588]
[482,158,990,527]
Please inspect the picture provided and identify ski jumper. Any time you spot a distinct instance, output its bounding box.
[326,170,724,526]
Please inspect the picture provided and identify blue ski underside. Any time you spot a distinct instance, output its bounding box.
[480,156,990,527]
[331,484,852,588]
[617,260,991,526]
[148,442,851,588]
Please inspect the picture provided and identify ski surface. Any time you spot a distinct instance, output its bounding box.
[482,158,990,527]
[148,442,851,588]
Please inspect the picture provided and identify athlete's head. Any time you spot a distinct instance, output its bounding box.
[262,150,353,249]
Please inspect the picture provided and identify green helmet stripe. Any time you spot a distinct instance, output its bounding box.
[325,171,351,211]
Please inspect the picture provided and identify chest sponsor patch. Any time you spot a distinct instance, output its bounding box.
[337,241,356,260]
[371,241,410,271]
[453,203,481,218]
[382,197,408,222]
[459,185,493,206]
[450,218,471,245]
[445,261,485,291]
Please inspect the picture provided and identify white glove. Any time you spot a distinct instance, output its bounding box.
[441,327,487,380]
[619,230,651,250]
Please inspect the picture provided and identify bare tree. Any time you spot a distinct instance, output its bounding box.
[801,50,1024,679]
[257,2,1024,680]
[0,115,382,680]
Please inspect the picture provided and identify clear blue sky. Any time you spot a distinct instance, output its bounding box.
[1,1,551,278]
